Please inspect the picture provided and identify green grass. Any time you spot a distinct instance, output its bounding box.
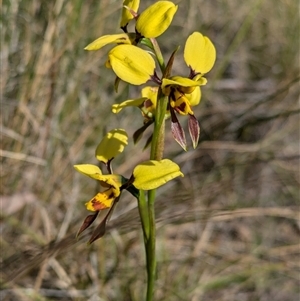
[1,0,299,300]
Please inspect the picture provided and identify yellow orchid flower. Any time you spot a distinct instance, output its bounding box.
[112,86,159,119]
[74,129,128,214]
[106,45,156,85]
[136,1,178,38]
[161,76,204,116]
[111,87,160,144]
[84,174,122,211]
[74,128,184,243]
[74,164,123,212]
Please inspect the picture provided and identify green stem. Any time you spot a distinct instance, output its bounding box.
[138,39,167,301]
[146,189,156,300]
[144,88,167,301]
[138,190,150,240]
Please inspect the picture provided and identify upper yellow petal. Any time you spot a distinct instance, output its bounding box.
[120,0,140,27]
[133,159,183,190]
[184,32,216,74]
[84,33,135,51]
[96,129,128,163]
[107,45,155,85]
[136,1,178,38]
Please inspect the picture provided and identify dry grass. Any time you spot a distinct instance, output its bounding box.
[1,0,299,300]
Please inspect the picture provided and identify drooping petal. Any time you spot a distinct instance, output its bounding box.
[85,190,115,211]
[76,211,99,238]
[170,108,187,150]
[132,159,183,190]
[74,164,103,180]
[84,33,135,51]
[133,120,153,144]
[107,45,155,85]
[88,200,119,244]
[188,114,200,149]
[184,32,216,74]
[136,1,178,38]
[120,0,140,28]
[112,98,147,113]
[95,129,128,163]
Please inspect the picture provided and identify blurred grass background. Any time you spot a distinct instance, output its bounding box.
[1,0,299,300]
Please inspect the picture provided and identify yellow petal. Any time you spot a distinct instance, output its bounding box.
[85,190,115,211]
[162,76,205,96]
[184,32,216,74]
[112,98,147,113]
[120,0,140,27]
[141,86,158,103]
[74,164,103,180]
[133,159,183,190]
[136,1,178,38]
[94,174,122,196]
[96,129,128,163]
[162,76,206,88]
[84,33,135,51]
[140,86,159,117]
[107,45,155,85]
[186,86,201,106]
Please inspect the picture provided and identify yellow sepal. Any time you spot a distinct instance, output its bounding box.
[112,98,147,113]
[84,33,135,51]
[74,164,103,180]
